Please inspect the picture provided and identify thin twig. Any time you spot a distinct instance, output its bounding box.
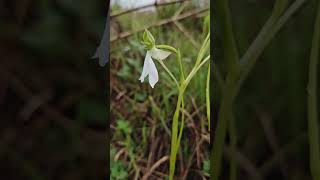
[111,0,189,18]
[174,21,200,48]
[259,132,307,176]
[255,107,289,179]
[141,156,169,180]
[224,145,264,180]
[111,8,209,42]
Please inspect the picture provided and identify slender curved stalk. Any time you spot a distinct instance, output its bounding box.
[239,0,288,67]
[169,90,183,180]
[195,33,211,67]
[307,0,320,179]
[156,44,178,54]
[206,64,211,131]
[168,48,185,180]
[212,63,224,89]
[214,0,239,72]
[183,55,210,91]
[176,48,185,166]
[229,113,237,180]
[157,59,179,87]
[212,73,238,180]
[239,0,305,89]
[177,49,185,80]
[177,96,185,150]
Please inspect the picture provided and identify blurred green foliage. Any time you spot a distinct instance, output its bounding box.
[213,0,318,179]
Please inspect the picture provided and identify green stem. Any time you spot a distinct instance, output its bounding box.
[308,0,320,179]
[239,0,305,89]
[177,49,185,80]
[215,0,240,72]
[167,33,210,180]
[195,33,210,67]
[229,113,238,180]
[168,55,210,180]
[177,96,185,147]
[212,1,306,179]
[239,0,287,67]
[206,64,211,131]
[176,48,185,169]
[213,63,225,89]
[157,59,179,87]
[212,0,239,178]
[212,73,238,180]
[156,44,178,54]
[183,55,210,91]
[169,91,183,180]
[169,48,186,180]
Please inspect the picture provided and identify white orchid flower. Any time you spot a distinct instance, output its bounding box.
[139,30,172,88]
[139,47,171,88]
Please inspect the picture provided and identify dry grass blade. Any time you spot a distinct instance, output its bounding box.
[174,21,200,48]
[142,156,169,180]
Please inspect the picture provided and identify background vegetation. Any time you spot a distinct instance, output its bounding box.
[110,0,210,179]
[213,0,319,179]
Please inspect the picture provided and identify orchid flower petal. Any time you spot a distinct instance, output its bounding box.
[149,47,171,60]
[139,51,152,83]
[147,58,159,88]
[139,51,159,88]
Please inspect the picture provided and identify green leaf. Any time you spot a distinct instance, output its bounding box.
[134,92,147,102]
[118,171,128,179]
[117,65,131,79]
[203,160,210,173]
[117,120,132,134]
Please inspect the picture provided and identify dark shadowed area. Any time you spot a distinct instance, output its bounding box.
[0,0,108,179]
[213,0,319,179]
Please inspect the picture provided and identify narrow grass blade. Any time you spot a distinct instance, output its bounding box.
[206,64,211,131]
[307,0,320,179]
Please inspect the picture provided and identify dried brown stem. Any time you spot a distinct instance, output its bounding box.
[224,145,264,180]
[110,8,209,42]
[111,0,189,18]
[141,156,169,180]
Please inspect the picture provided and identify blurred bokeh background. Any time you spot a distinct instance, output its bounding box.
[213,0,318,179]
[0,0,108,179]
[110,0,210,179]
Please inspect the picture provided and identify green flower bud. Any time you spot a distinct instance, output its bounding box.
[142,29,155,50]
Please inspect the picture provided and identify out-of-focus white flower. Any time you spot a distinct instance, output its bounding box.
[92,16,109,67]
[139,47,171,88]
